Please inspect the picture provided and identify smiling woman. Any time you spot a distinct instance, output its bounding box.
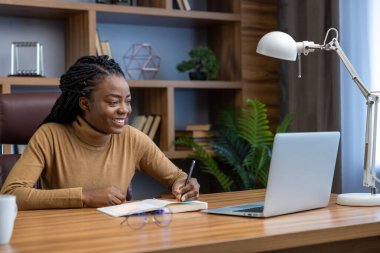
[0,55,200,210]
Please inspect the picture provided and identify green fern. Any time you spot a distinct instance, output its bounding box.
[175,137,233,192]
[238,99,274,148]
[211,108,252,189]
[174,98,293,192]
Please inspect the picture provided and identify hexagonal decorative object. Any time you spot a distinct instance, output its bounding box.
[123,43,160,80]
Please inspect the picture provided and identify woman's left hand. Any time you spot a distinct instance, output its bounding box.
[172,178,200,202]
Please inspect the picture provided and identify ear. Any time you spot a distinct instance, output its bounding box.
[79,97,90,112]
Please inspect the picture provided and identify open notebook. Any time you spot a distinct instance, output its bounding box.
[202,132,340,218]
[97,199,208,217]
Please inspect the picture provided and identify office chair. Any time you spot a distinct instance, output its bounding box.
[0,92,132,200]
[0,92,60,187]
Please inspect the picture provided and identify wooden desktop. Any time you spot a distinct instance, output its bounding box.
[1,189,380,253]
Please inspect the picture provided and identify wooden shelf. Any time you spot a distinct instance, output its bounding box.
[0,77,59,93]
[165,150,215,159]
[0,0,244,159]
[0,78,242,89]
[165,150,194,159]
[0,77,60,86]
[129,80,243,89]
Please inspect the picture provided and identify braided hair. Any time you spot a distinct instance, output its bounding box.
[42,55,125,125]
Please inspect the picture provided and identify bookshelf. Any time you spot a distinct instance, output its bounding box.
[0,0,279,159]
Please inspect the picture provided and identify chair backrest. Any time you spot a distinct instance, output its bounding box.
[0,154,20,188]
[0,92,132,200]
[0,92,60,145]
[0,92,59,188]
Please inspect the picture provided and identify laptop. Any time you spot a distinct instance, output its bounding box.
[202,131,340,218]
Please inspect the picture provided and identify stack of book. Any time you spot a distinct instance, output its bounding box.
[96,30,113,58]
[175,123,214,152]
[130,114,161,140]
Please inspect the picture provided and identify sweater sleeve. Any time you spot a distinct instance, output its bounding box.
[0,125,83,210]
[134,129,188,189]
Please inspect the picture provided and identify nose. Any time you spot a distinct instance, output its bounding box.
[118,102,132,115]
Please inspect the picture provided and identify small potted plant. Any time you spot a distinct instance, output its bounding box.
[176,46,219,80]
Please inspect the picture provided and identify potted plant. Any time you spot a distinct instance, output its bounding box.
[176,46,220,80]
[174,99,294,191]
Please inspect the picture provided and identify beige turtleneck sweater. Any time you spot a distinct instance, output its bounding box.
[1,116,187,210]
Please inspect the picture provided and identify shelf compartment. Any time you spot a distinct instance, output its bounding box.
[130,87,171,151]
[174,88,242,130]
[96,9,240,28]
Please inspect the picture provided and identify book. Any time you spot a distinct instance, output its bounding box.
[95,30,102,56]
[142,114,154,134]
[183,0,191,10]
[176,0,185,10]
[185,124,211,131]
[105,41,113,58]
[97,199,208,217]
[130,115,147,131]
[100,41,108,56]
[101,41,113,58]
[148,115,161,139]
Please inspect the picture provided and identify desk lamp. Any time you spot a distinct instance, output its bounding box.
[256,28,380,206]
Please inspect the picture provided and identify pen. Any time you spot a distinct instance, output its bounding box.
[185,160,196,186]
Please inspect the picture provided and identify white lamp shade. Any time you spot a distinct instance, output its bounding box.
[256,31,298,61]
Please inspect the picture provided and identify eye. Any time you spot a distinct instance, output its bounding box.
[108,100,119,106]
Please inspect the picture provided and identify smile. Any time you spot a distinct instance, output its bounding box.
[112,118,126,126]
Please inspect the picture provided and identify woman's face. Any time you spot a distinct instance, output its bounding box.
[80,75,132,134]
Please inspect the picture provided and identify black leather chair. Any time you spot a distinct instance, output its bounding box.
[0,92,132,200]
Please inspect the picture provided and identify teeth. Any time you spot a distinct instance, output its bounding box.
[113,119,125,124]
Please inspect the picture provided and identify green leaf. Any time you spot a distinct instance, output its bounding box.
[174,137,233,191]
[174,98,294,192]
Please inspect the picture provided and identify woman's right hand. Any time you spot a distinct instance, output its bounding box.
[82,186,126,208]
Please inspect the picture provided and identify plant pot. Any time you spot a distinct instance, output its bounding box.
[189,71,207,80]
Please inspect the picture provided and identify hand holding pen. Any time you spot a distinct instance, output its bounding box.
[185,160,196,186]
[171,160,200,202]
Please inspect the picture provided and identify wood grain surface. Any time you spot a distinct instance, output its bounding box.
[2,189,380,253]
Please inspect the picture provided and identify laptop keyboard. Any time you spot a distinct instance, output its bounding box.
[234,206,264,213]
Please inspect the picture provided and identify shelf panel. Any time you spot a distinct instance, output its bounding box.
[165,150,193,159]
[165,150,215,159]
[0,77,60,86]
[0,78,242,90]
[0,77,59,93]
[129,80,243,89]
[0,78,242,89]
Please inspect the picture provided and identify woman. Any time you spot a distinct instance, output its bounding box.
[1,55,200,210]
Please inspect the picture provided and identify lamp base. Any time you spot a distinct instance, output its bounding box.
[336,193,380,206]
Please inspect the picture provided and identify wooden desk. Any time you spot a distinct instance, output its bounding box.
[2,189,380,253]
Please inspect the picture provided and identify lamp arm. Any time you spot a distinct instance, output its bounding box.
[321,38,379,190]
[325,39,371,98]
